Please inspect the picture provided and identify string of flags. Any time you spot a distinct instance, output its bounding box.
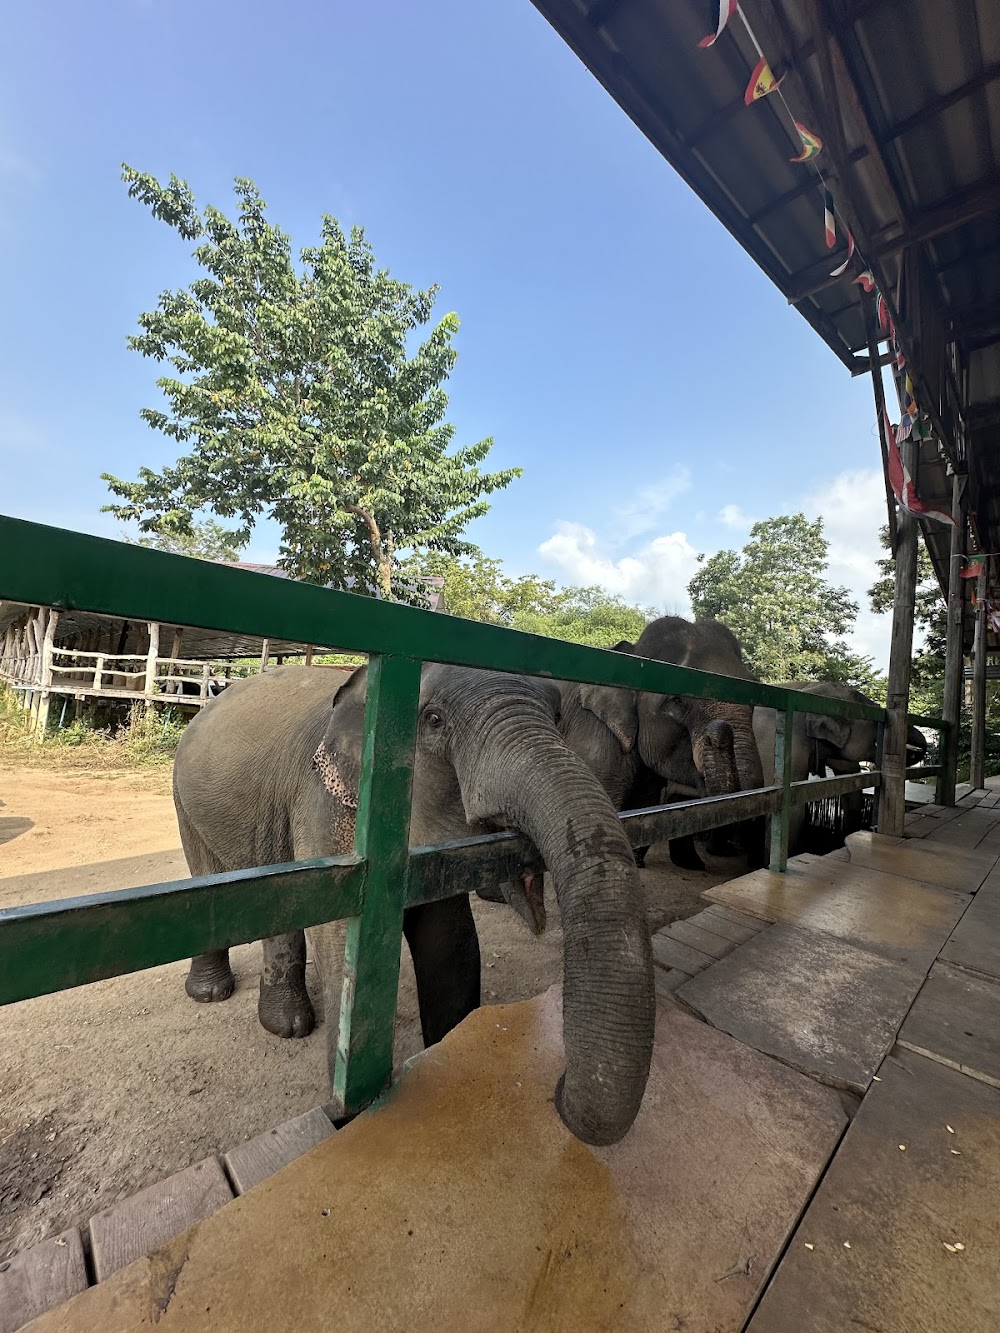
[695,0,941,525]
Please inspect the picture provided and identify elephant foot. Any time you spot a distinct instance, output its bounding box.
[185,953,235,1003]
[668,835,705,872]
[258,979,315,1039]
[633,845,650,870]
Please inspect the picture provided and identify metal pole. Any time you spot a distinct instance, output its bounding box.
[877,438,918,836]
[970,562,988,790]
[937,472,967,805]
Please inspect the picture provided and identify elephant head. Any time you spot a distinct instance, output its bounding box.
[790,682,927,775]
[320,663,655,1147]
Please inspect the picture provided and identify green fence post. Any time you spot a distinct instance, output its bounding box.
[332,653,422,1118]
[769,705,794,872]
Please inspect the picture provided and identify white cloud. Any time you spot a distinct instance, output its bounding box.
[538,521,699,612]
[801,467,896,667]
[612,466,691,542]
[718,503,753,529]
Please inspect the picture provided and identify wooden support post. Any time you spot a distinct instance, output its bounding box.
[35,610,59,740]
[305,646,314,667]
[144,621,160,709]
[169,628,184,673]
[93,655,105,692]
[970,562,989,789]
[260,639,270,673]
[877,440,918,836]
[200,662,211,698]
[937,473,967,805]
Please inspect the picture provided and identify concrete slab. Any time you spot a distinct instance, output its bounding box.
[678,923,925,1094]
[0,1229,87,1333]
[940,877,1000,980]
[844,830,995,891]
[749,1050,1000,1333]
[703,861,969,971]
[899,962,1000,1089]
[27,990,847,1333]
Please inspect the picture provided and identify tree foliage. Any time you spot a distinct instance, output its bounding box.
[122,518,246,563]
[687,513,869,684]
[103,167,520,601]
[402,551,649,647]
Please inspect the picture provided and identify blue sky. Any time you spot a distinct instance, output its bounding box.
[0,0,893,661]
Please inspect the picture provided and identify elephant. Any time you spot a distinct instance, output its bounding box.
[172,662,655,1146]
[558,617,765,871]
[753,681,928,854]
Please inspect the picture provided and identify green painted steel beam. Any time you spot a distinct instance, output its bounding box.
[0,857,363,1007]
[908,713,947,730]
[332,655,421,1118]
[0,515,885,721]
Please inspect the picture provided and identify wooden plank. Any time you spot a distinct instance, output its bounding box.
[678,923,926,1095]
[704,862,969,971]
[666,918,736,960]
[698,903,768,932]
[88,1156,233,1281]
[844,830,996,891]
[650,931,714,975]
[692,906,764,945]
[898,961,1000,1089]
[24,993,849,1333]
[224,1107,335,1195]
[653,967,691,1004]
[749,1050,1000,1333]
[0,1229,88,1333]
[940,879,1000,981]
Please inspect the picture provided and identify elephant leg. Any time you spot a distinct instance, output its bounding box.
[403,895,481,1047]
[185,950,236,1003]
[633,845,650,869]
[258,930,315,1039]
[668,835,705,871]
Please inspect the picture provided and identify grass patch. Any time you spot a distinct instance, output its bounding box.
[0,684,186,770]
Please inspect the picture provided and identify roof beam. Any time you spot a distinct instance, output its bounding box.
[884,63,1000,142]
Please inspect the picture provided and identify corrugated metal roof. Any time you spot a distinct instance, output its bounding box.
[532,0,1000,605]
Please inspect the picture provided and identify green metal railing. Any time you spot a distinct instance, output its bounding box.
[0,516,950,1117]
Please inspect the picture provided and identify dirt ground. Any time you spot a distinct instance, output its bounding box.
[0,763,737,1261]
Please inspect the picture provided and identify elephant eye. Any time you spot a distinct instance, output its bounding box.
[424,709,443,729]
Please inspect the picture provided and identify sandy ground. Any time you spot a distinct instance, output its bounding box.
[0,764,736,1260]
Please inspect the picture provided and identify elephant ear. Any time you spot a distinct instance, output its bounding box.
[578,683,639,753]
[313,665,369,812]
[805,711,852,752]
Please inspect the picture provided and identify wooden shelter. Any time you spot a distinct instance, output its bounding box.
[532,0,1000,825]
[0,567,446,734]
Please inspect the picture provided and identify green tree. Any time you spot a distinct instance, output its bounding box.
[122,517,246,563]
[688,513,863,683]
[103,167,520,601]
[515,585,650,648]
[401,551,562,625]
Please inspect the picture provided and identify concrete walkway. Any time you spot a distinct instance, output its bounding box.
[9,791,1000,1331]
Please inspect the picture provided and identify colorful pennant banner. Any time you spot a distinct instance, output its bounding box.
[699,0,738,48]
[853,271,876,292]
[830,231,855,276]
[744,57,783,104]
[884,409,955,527]
[789,122,823,162]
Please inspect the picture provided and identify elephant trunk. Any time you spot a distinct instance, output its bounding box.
[692,718,740,797]
[452,712,655,1147]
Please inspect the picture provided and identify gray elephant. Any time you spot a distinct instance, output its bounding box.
[558,617,765,870]
[172,662,655,1146]
[753,681,928,854]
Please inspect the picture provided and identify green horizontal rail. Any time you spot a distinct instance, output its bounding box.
[0,857,363,1007]
[908,713,947,731]
[0,516,883,722]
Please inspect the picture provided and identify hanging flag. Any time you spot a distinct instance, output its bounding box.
[699,0,739,47]
[894,337,906,371]
[962,560,985,580]
[830,231,856,276]
[853,271,876,293]
[823,192,836,249]
[902,373,917,424]
[990,607,1000,634]
[877,292,889,332]
[789,122,823,161]
[884,409,956,527]
[744,56,784,103]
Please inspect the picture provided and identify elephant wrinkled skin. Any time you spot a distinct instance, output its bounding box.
[172,664,655,1146]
